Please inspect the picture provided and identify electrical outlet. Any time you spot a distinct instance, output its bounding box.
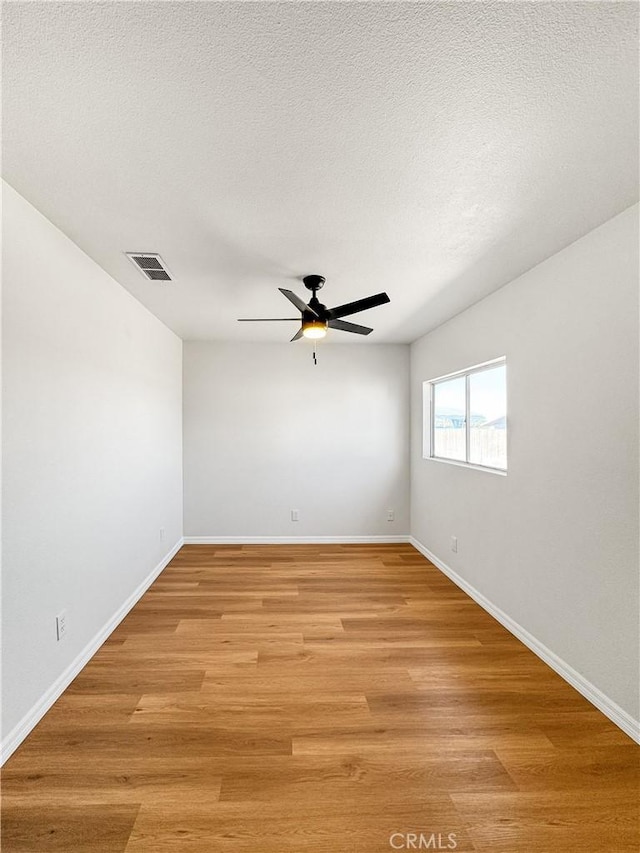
[450,536,458,553]
[291,509,299,522]
[159,526,165,543]
[56,610,67,642]
[387,509,395,522]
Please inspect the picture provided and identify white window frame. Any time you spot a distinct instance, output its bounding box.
[423,357,507,475]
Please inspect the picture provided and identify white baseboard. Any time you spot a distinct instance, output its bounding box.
[0,537,184,766]
[409,537,640,745]
[183,535,411,545]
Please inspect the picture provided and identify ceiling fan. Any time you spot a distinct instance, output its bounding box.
[237,275,391,343]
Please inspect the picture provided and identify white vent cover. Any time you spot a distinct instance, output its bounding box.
[126,252,172,281]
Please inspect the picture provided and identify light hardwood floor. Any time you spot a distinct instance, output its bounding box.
[2,544,638,851]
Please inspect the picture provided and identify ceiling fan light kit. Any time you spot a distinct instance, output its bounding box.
[302,321,327,340]
[237,274,390,364]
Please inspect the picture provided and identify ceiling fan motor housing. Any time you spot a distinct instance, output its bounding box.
[303,309,327,329]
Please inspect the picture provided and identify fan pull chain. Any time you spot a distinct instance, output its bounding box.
[312,342,318,365]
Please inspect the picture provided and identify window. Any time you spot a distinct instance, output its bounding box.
[423,358,507,472]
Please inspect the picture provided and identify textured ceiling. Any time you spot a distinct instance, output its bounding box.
[3,1,638,343]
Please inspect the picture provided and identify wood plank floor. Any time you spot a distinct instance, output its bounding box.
[2,544,638,852]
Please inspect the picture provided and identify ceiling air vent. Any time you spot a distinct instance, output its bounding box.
[126,252,172,281]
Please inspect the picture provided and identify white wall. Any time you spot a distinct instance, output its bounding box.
[184,342,410,538]
[1,183,183,754]
[410,204,639,725]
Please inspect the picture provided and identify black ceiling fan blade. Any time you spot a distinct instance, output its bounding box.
[328,319,373,335]
[237,318,299,322]
[278,288,318,317]
[290,328,304,342]
[327,292,390,320]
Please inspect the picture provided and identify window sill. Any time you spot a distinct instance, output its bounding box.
[423,456,507,476]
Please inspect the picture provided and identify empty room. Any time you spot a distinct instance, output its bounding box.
[1,1,638,851]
